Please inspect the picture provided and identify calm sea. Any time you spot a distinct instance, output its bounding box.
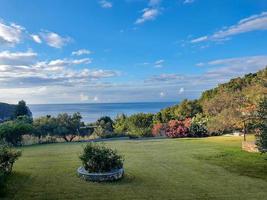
[29,102,177,123]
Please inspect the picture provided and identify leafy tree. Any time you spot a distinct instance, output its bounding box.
[33,115,56,143]
[94,116,114,137]
[127,113,154,137]
[14,100,30,118]
[173,99,202,119]
[53,113,83,142]
[0,120,32,146]
[256,97,267,153]
[113,114,128,134]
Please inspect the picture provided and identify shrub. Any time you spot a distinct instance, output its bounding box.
[113,114,128,134]
[165,120,190,138]
[0,145,22,174]
[127,113,154,137]
[0,120,33,146]
[94,116,114,137]
[189,114,209,137]
[152,123,163,137]
[256,97,267,153]
[79,143,123,173]
[189,123,209,137]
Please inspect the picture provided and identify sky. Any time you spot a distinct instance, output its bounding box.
[0,0,266,104]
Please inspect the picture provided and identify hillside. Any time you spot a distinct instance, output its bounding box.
[158,67,267,133]
[0,101,32,122]
[0,103,17,122]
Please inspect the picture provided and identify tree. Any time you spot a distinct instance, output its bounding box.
[173,99,202,119]
[256,97,267,153]
[14,100,30,118]
[94,116,114,137]
[33,115,56,143]
[0,120,33,146]
[53,113,83,142]
[127,113,154,137]
[113,114,128,134]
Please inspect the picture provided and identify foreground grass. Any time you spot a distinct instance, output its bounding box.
[3,136,267,200]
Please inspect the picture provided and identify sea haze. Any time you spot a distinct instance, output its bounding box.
[29,102,177,123]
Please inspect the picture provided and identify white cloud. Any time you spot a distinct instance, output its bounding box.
[0,50,37,65]
[31,34,42,43]
[191,12,267,43]
[135,8,160,24]
[0,20,24,46]
[154,59,164,68]
[159,91,165,97]
[183,0,195,4]
[72,49,91,56]
[48,58,92,67]
[80,93,89,101]
[40,31,71,48]
[178,87,184,94]
[93,96,99,101]
[99,0,112,8]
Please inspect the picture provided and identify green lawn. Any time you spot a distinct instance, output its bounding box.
[3,136,267,200]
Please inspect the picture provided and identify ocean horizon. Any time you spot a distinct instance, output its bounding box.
[28,102,178,123]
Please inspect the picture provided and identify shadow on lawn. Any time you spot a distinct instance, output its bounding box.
[196,149,267,181]
[1,171,31,199]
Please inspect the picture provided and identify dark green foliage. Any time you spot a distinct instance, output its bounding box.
[79,143,123,173]
[256,97,267,153]
[0,120,33,146]
[114,114,128,134]
[0,103,16,122]
[189,123,208,137]
[33,115,56,142]
[53,112,83,142]
[94,116,114,137]
[0,145,21,174]
[0,145,21,197]
[14,100,31,118]
[157,99,202,123]
[127,113,154,137]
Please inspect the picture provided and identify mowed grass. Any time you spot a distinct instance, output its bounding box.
[3,136,267,200]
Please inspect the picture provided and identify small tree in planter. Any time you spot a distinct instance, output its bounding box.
[78,143,124,182]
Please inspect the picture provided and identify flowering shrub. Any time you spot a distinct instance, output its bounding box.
[165,119,190,138]
[152,123,163,137]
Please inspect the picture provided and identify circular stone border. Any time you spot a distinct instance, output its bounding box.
[77,166,124,182]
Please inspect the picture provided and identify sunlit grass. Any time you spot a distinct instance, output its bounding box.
[3,135,267,200]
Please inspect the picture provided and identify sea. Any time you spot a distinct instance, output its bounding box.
[28,102,177,123]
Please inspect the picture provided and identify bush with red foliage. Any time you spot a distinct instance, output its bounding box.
[165,119,191,138]
[152,123,163,137]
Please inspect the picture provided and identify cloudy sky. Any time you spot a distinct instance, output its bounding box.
[0,0,266,104]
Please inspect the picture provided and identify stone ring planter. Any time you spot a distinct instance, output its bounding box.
[77,166,124,182]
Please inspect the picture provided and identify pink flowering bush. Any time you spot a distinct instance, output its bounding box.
[165,119,191,138]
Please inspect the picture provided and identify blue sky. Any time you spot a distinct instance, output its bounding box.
[0,0,266,104]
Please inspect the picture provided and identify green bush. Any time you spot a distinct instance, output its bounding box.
[256,97,267,153]
[79,143,123,173]
[0,145,22,174]
[127,113,154,137]
[0,120,33,146]
[94,116,114,137]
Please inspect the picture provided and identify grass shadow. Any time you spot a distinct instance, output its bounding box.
[1,171,31,199]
